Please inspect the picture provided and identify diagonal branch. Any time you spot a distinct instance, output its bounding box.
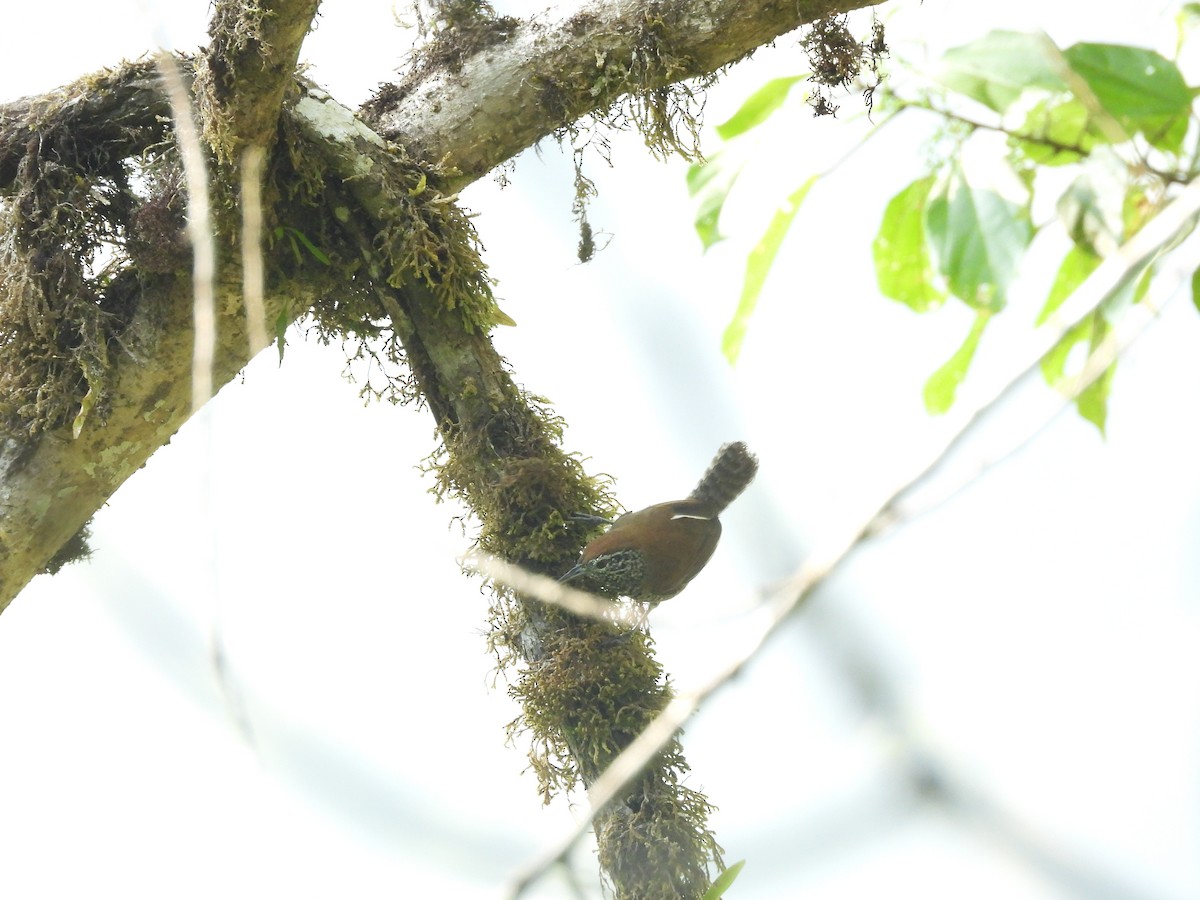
[505,173,1200,897]
[196,0,323,161]
[0,2,903,895]
[0,0,874,609]
[290,82,722,900]
[0,4,883,891]
[364,0,883,185]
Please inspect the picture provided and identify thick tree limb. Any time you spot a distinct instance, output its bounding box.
[0,0,873,610]
[0,1,882,896]
[366,0,881,185]
[197,0,323,161]
[0,68,169,187]
[0,0,323,609]
[0,270,329,608]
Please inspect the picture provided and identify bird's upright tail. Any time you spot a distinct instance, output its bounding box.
[689,441,758,514]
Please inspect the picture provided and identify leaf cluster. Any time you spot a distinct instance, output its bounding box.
[690,12,1200,434]
[875,30,1196,431]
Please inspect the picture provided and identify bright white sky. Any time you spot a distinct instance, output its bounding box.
[0,2,1197,899]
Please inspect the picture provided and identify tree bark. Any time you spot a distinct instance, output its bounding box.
[0,1,881,896]
[0,0,878,611]
[368,0,877,184]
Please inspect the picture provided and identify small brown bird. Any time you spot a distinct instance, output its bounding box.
[560,442,758,605]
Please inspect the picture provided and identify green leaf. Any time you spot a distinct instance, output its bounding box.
[1011,97,1097,166]
[716,76,805,140]
[924,176,1033,310]
[1062,43,1192,135]
[1123,183,1152,237]
[1041,318,1085,386]
[1056,159,1126,256]
[924,310,991,414]
[873,175,946,312]
[1039,243,1154,393]
[1063,43,1192,119]
[935,31,1068,113]
[1131,262,1154,305]
[274,226,331,266]
[1077,328,1115,435]
[722,175,820,364]
[1177,3,1200,54]
[1143,109,1190,154]
[1040,310,1115,435]
[687,150,746,251]
[288,227,332,265]
[701,860,746,900]
[1037,246,1101,326]
[1192,265,1200,313]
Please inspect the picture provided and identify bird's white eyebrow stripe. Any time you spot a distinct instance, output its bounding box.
[671,513,712,521]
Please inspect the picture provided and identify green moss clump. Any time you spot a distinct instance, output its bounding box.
[39,518,95,574]
[0,63,170,438]
[362,2,521,117]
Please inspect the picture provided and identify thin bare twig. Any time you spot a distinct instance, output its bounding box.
[240,145,270,355]
[155,52,216,410]
[876,264,1185,532]
[508,176,1200,897]
[463,553,643,629]
[156,53,257,752]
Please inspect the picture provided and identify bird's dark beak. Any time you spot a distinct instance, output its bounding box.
[568,513,612,526]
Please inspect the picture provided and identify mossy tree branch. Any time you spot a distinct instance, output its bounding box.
[197,0,323,161]
[365,0,882,185]
[0,0,880,609]
[289,88,725,895]
[0,0,883,896]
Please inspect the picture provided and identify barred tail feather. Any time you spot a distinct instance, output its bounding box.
[688,441,758,514]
